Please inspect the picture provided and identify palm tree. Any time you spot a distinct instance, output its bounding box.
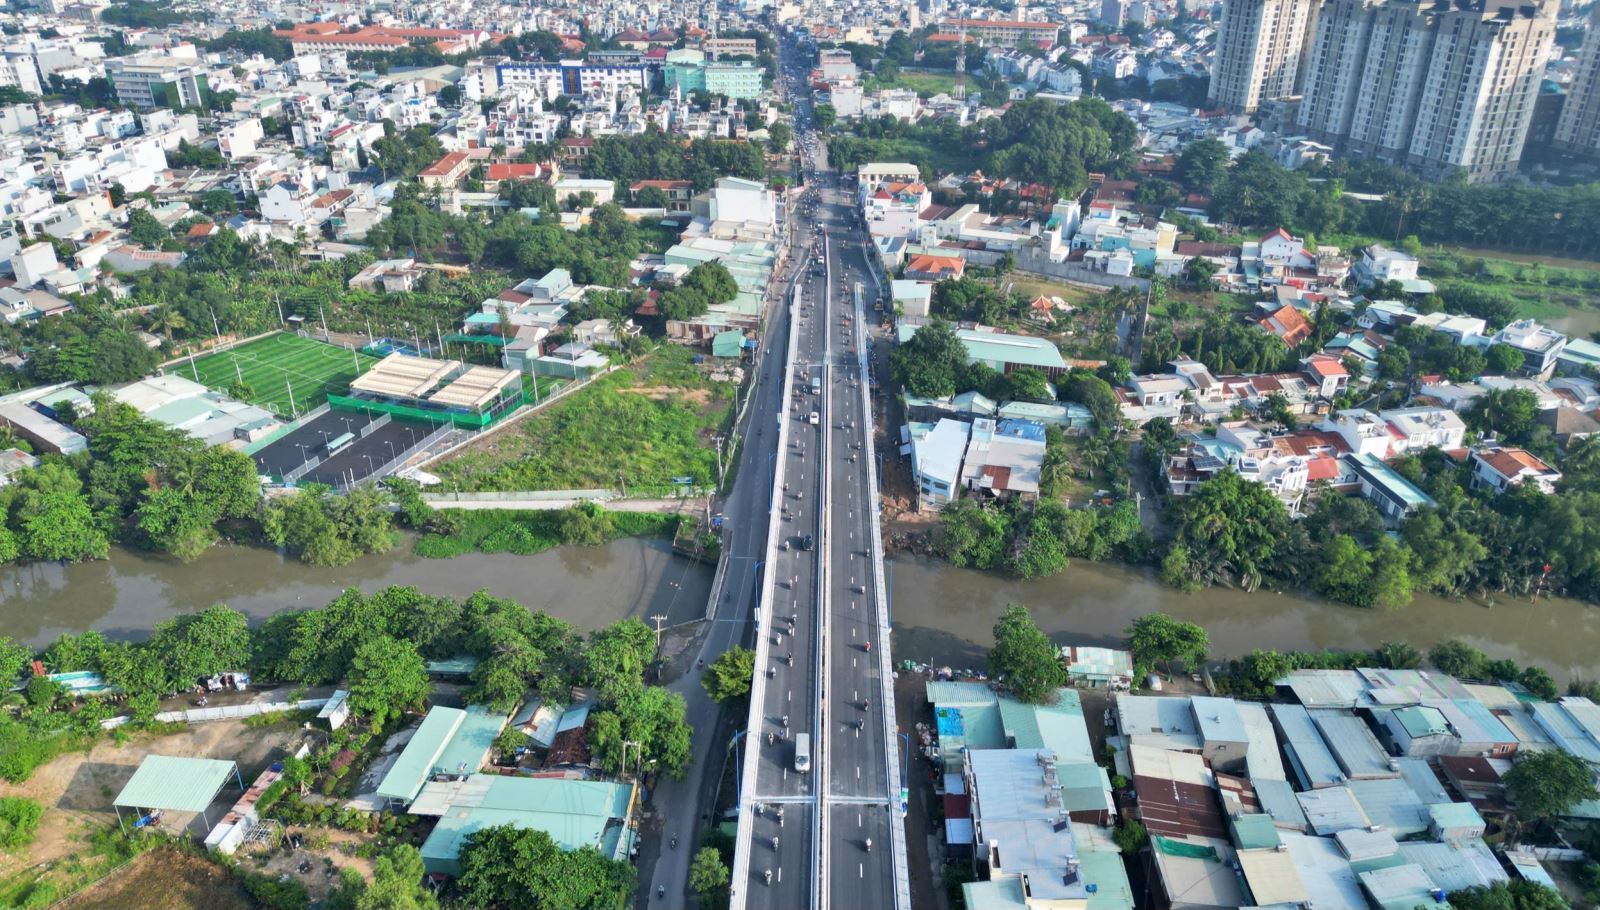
[147,305,187,341]
[1078,433,1113,480]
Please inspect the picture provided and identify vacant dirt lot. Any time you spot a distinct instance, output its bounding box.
[56,849,252,910]
[0,720,305,875]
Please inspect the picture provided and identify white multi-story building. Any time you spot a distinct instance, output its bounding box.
[105,50,210,110]
[1406,0,1553,182]
[1555,2,1600,158]
[1208,0,1318,113]
[1297,0,1554,182]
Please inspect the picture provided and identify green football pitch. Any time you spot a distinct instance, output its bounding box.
[177,333,378,417]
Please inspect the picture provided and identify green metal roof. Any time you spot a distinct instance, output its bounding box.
[419,776,633,875]
[114,756,238,813]
[1395,705,1450,738]
[434,705,507,778]
[377,707,466,803]
[896,324,1067,370]
[712,331,746,358]
[963,876,1028,910]
[1428,802,1484,830]
[1079,844,1137,910]
[1230,812,1283,850]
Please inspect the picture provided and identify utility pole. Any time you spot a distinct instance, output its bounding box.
[650,614,667,648]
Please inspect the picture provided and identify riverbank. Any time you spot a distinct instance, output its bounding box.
[886,554,1600,679]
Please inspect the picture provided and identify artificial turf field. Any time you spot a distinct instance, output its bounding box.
[176,332,378,416]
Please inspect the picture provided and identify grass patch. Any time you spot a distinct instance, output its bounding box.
[0,826,163,910]
[179,333,378,417]
[435,346,734,493]
[866,68,959,98]
[415,507,678,558]
[1002,276,1104,308]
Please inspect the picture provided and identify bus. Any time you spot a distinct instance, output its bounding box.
[794,733,811,772]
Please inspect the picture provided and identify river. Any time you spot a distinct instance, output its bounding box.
[0,539,716,649]
[887,556,1600,679]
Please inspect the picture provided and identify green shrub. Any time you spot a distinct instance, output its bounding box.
[0,797,43,849]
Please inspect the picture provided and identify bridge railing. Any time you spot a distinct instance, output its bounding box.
[854,276,912,910]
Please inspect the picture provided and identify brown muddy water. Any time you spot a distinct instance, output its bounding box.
[0,538,715,648]
[887,556,1600,679]
[3,542,1595,680]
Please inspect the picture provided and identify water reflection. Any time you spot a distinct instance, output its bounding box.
[889,556,1600,677]
[0,538,715,648]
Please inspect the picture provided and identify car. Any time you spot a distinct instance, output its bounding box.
[799,534,814,551]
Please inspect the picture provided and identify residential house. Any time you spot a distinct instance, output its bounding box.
[1301,354,1349,399]
[1342,453,1436,523]
[904,253,965,282]
[1359,244,1420,284]
[1259,303,1312,346]
[1470,447,1561,494]
[909,418,970,510]
[1492,320,1567,379]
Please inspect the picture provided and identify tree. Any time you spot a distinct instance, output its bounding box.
[260,484,394,567]
[1504,748,1600,823]
[682,262,739,306]
[1466,388,1540,446]
[591,686,693,778]
[891,320,968,398]
[688,846,730,906]
[1520,666,1560,701]
[767,121,793,153]
[5,462,108,562]
[1007,367,1051,402]
[457,826,635,910]
[1429,640,1490,679]
[0,637,29,686]
[1484,343,1526,374]
[125,207,166,247]
[1313,534,1372,605]
[583,618,656,703]
[1112,819,1147,855]
[149,604,251,689]
[634,185,670,209]
[1375,640,1423,670]
[1448,881,1570,910]
[1126,613,1209,679]
[357,846,436,910]
[702,646,755,703]
[989,604,1066,703]
[347,635,429,727]
[1165,469,1292,591]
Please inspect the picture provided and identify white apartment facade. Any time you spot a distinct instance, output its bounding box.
[1208,0,1318,113]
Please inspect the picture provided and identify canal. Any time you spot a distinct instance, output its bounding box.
[5,544,1596,679]
[887,556,1600,679]
[0,538,716,649]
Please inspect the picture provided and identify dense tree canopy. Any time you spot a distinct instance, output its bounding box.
[457,826,634,910]
[989,604,1066,703]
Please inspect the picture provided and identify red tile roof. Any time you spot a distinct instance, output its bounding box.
[1259,304,1311,346]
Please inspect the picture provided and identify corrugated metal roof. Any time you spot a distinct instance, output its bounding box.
[433,705,506,778]
[1311,710,1395,780]
[114,755,237,813]
[377,707,466,802]
[1269,704,1344,789]
[1298,787,1370,835]
[417,775,632,875]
